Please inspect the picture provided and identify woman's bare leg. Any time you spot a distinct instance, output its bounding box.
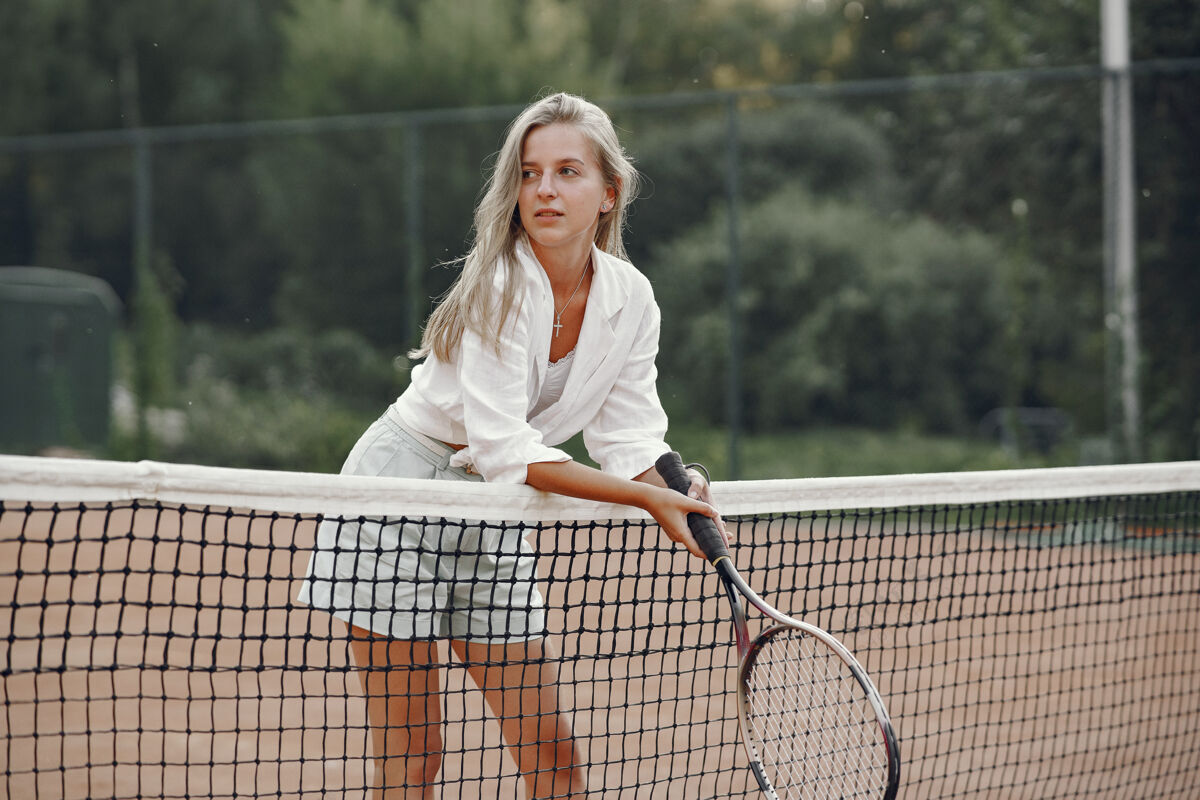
[451,637,585,798]
[348,626,443,799]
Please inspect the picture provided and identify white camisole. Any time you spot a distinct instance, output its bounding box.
[530,349,575,418]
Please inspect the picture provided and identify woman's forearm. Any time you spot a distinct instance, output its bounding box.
[525,459,659,509]
[525,459,721,560]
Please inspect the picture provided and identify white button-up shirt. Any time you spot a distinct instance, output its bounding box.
[389,238,671,484]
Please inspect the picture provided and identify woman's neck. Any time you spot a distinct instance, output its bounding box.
[529,238,594,287]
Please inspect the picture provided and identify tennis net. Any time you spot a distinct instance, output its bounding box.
[2,455,1198,799]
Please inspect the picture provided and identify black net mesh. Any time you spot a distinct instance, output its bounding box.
[2,462,1199,798]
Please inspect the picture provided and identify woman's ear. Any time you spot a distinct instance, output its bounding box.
[602,181,619,213]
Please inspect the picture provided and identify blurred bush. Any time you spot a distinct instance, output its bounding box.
[650,181,1061,435]
[137,325,407,472]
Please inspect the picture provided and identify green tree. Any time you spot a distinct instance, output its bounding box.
[0,0,286,288]
[253,0,610,350]
[623,101,901,267]
[2,0,1196,463]
[276,0,600,114]
[1133,0,1200,458]
[651,181,1060,434]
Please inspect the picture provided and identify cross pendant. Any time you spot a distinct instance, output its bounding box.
[553,315,563,337]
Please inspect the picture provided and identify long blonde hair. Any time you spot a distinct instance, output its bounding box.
[411,92,641,361]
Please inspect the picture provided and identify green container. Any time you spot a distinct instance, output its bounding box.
[0,267,122,454]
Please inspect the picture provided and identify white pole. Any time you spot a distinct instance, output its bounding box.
[1101,0,1140,460]
[1101,0,1129,70]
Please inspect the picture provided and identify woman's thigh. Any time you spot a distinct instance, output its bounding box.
[449,638,574,744]
[348,627,444,738]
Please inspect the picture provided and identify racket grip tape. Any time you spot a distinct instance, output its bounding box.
[654,451,730,564]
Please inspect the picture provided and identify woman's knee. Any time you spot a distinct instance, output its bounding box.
[379,745,443,788]
[524,732,580,777]
[381,719,444,756]
[524,738,585,797]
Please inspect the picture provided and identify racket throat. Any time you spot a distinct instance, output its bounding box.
[720,572,752,658]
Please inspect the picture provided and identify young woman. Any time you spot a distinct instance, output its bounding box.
[300,92,725,799]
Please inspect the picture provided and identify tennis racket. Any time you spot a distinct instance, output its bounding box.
[656,451,900,800]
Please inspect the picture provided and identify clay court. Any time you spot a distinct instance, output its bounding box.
[2,494,1198,799]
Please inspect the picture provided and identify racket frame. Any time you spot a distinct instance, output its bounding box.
[653,450,900,798]
[715,557,902,800]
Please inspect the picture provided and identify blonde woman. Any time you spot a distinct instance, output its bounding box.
[300,92,724,799]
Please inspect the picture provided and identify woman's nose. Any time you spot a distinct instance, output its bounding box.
[537,173,557,197]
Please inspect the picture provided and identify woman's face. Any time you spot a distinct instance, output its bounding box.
[517,122,615,263]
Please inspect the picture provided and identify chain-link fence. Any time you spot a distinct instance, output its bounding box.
[2,61,1197,473]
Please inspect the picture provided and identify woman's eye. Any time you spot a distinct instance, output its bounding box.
[560,167,578,176]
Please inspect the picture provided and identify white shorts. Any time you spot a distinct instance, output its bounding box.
[297,413,546,642]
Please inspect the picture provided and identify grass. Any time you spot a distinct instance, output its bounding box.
[657,425,1079,481]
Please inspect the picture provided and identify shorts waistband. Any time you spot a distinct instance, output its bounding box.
[384,409,458,458]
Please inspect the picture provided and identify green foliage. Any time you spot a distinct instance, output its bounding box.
[0,1,286,136]
[1134,0,1200,59]
[1132,16,1200,459]
[250,0,614,349]
[161,325,406,471]
[276,0,603,115]
[250,130,418,345]
[2,0,1198,465]
[666,424,1076,481]
[179,324,406,412]
[651,181,1061,435]
[581,0,1100,94]
[174,382,372,473]
[624,102,901,265]
[880,73,1107,432]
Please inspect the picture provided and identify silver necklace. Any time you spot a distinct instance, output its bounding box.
[553,258,589,337]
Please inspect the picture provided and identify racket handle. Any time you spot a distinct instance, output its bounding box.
[655,451,730,564]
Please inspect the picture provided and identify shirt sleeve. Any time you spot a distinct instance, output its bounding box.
[455,301,572,484]
[583,293,671,480]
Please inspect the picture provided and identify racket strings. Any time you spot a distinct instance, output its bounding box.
[742,628,889,799]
